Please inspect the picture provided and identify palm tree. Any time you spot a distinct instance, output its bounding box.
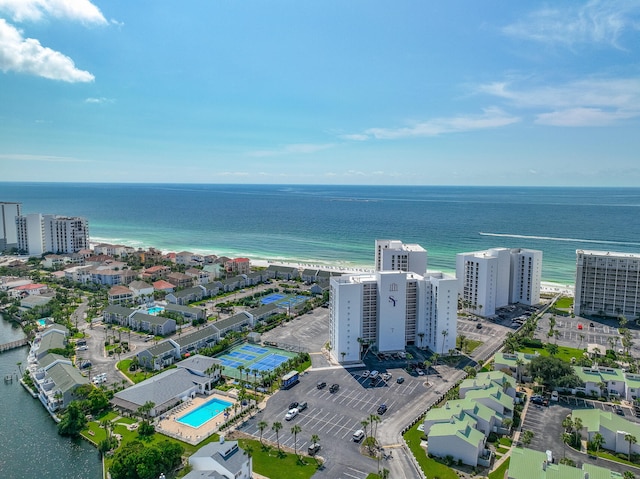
[441,329,449,355]
[417,332,425,348]
[573,417,583,446]
[243,443,254,464]
[272,421,283,451]
[423,360,432,384]
[592,432,605,454]
[291,424,302,456]
[360,419,369,440]
[578,333,585,349]
[310,434,320,463]
[369,414,380,443]
[561,433,572,458]
[546,343,559,356]
[258,420,268,444]
[623,471,636,479]
[16,362,22,376]
[522,430,534,446]
[625,433,637,461]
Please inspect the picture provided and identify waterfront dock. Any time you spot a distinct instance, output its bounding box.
[0,337,29,353]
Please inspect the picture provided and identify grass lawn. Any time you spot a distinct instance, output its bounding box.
[594,450,639,468]
[499,437,513,447]
[465,339,483,354]
[488,458,510,479]
[518,345,586,363]
[117,359,152,384]
[403,422,458,479]
[555,297,573,309]
[238,439,319,479]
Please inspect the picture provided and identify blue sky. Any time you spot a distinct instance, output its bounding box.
[1,1,639,186]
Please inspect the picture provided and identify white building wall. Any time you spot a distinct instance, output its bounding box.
[428,434,481,467]
[509,248,542,306]
[375,239,427,275]
[330,277,365,363]
[0,202,21,250]
[377,271,408,353]
[17,213,45,256]
[43,215,90,254]
[426,272,458,354]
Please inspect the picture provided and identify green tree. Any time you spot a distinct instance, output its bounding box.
[546,342,559,356]
[258,420,268,444]
[623,471,636,479]
[625,433,637,461]
[272,421,283,451]
[521,430,534,446]
[441,329,449,355]
[591,432,605,454]
[57,401,87,437]
[527,355,581,390]
[291,424,302,456]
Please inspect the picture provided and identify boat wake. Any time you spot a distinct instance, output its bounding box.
[479,232,640,247]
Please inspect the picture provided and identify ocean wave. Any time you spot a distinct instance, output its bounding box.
[479,232,640,247]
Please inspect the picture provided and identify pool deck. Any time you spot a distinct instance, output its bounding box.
[156,393,237,445]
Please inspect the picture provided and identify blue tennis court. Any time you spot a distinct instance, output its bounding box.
[220,358,243,368]
[252,353,290,371]
[216,343,297,381]
[240,345,268,355]
[260,293,285,304]
[277,295,307,307]
[228,351,256,361]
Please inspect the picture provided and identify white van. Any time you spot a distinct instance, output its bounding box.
[546,450,553,463]
[353,430,365,442]
[551,391,559,402]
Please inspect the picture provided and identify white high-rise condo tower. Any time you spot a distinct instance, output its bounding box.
[574,250,640,319]
[0,202,22,251]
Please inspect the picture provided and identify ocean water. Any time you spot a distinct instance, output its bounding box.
[2,183,640,284]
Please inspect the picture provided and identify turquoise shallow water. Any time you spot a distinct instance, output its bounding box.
[3,183,640,284]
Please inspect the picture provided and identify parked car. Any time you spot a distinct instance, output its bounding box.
[308,443,321,455]
[361,370,370,378]
[476,323,483,329]
[330,383,339,393]
[285,408,299,421]
[370,370,379,379]
[317,381,326,389]
[298,401,308,412]
[396,377,405,384]
[352,430,365,442]
[289,401,299,410]
[377,404,388,415]
[382,373,392,381]
[531,395,544,405]
[76,345,88,351]
[615,406,624,416]
[416,369,425,376]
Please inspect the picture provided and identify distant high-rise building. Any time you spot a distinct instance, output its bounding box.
[16,213,89,257]
[456,247,542,317]
[375,239,428,275]
[574,250,640,319]
[0,202,22,251]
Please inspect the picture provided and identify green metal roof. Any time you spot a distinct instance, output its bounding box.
[509,447,622,479]
[428,417,484,447]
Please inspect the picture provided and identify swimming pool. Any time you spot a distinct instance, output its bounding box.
[37,319,47,327]
[177,398,233,428]
[147,306,164,315]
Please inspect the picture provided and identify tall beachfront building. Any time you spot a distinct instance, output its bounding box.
[329,239,457,364]
[456,248,542,317]
[0,202,22,251]
[574,250,640,319]
[17,214,89,256]
[375,239,427,275]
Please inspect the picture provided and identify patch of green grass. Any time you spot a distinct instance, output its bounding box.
[518,344,585,364]
[488,458,510,479]
[238,439,318,479]
[499,437,513,447]
[555,297,573,309]
[594,450,639,468]
[117,359,152,384]
[465,339,483,353]
[497,446,510,454]
[403,421,458,479]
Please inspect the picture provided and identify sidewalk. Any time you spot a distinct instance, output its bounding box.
[491,387,534,471]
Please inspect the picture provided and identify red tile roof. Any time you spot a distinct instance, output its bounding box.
[153,280,175,290]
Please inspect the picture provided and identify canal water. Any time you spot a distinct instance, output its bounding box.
[0,316,102,479]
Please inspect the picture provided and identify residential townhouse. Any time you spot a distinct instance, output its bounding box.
[165,303,207,323]
[141,265,171,281]
[186,439,252,479]
[42,253,85,269]
[129,312,176,336]
[185,267,211,285]
[31,353,89,412]
[508,447,621,479]
[213,312,254,337]
[572,409,640,457]
[265,264,299,280]
[103,305,135,327]
[572,366,626,398]
[93,243,132,258]
[108,285,134,305]
[136,325,219,370]
[424,398,507,438]
[463,384,515,419]
[167,272,194,289]
[225,257,251,275]
[128,280,155,304]
[152,280,175,293]
[166,285,206,305]
[219,275,246,292]
[459,371,517,399]
[427,416,490,467]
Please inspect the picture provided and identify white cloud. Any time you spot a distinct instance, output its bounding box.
[502,0,640,48]
[478,77,640,126]
[535,107,637,126]
[0,19,94,82]
[0,0,107,24]
[85,97,113,104]
[0,153,89,162]
[247,143,334,157]
[346,107,520,141]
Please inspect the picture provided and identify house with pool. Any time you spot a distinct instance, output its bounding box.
[111,354,223,417]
